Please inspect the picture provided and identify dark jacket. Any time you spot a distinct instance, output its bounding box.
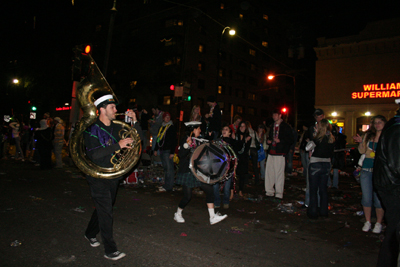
[374,115,400,195]
[267,121,294,155]
[207,103,222,133]
[311,135,335,159]
[84,118,122,168]
[178,135,196,174]
[154,123,177,155]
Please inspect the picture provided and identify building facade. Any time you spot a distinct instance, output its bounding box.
[314,18,400,144]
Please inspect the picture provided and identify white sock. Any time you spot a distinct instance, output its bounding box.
[177,208,183,215]
[208,208,215,218]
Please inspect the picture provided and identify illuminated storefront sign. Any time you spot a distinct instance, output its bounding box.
[56,107,72,111]
[352,82,400,99]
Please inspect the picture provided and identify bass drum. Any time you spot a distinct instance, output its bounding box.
[189,141,237,184]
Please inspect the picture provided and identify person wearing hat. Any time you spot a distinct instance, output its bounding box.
[53,117,65,168]
[174,121,228,225]
[205,95,222,140]
[83,94,136,261]
[264,109,294,199]
[154,111,177,192]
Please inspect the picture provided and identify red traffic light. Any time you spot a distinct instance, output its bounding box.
[84,45,91,54]
[281,107,287,114]
[170,85,175,90]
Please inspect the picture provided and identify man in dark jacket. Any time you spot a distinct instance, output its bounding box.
[265,109,294,199]
[374,101,400,267]
[83,94,135,261]
[154,112,177,192]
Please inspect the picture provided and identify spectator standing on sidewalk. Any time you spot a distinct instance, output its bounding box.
[154,112,177,192]
[306,119,335,220]
[247,121,261,185]
[374,102,400,266]
[9,118,24,160]
[298,125,309,178]
[35,119,53,169]
[138,106,149,152]
[229,115,242,135]
[235,121,252,197]
[257,124,269,182]
[328,125,347,189]
[265,109,294,200]
[53,117,65,168]
[285,125,297,176]
[150,106,163,151]
[353,115,386,234]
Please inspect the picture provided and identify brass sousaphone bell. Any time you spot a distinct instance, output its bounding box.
[69,55,141,179]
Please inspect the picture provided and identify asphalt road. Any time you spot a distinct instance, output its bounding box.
[0,159,381,267]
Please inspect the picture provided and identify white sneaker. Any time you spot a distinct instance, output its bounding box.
[372,222,382,234]
[210,213,227,225]
[362,221,371,232]
[174,212,185,223]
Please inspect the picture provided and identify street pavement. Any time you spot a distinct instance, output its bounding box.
[0,159,382,267]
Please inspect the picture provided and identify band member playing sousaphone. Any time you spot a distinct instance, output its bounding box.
[83,94,140,261]
[174,121,228,225]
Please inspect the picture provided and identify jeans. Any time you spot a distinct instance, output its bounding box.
[213,178,232,206]
[307,162,330,218]
[160,150,174,191]
[300,150,309,178]
[85,175,120,254]
[260,154,267,180]
[53,142,63,168]
[376,191,400,267]
[285,150,294,173]
[249,147,260,184]
[14,137,23,159]
[360,170,382,208]
[327,168,339,188]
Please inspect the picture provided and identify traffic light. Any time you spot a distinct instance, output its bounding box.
[72,44,92,81]
[31,106,37,111]
[281,107,287,114]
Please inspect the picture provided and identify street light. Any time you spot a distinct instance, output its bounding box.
[13,79,19,84]
[268,74,297,130]
[216,26,235,98]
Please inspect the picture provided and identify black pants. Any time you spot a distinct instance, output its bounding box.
[249,148,260,184]
[85,175,120,254]
[376,191,400,267]
[179,183,214,209]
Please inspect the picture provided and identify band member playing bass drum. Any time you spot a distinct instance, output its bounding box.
[174,121,228,225]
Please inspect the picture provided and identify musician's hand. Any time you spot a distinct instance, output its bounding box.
[119,138,133,149]
[126,110,137,122]
[353,134,362,143]
[186,136,192,146]
[169,154,174,159]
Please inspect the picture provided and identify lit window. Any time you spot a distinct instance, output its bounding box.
[163,96,171,105]
[219,69,223,77]
[220,3,224,9]
[248,93,256,100]
[198,62,203,71]
[262,41,268,47]
[199,44,204,53]
[249,49,256,56]
[248,107,255,115]
[237,106,243,114]
[263,14,268,20]
[177,20,183,26]
[218,85,222,94]
[239,14,243,20]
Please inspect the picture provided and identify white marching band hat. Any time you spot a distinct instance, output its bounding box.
[94,94,115,107]
[184,121,202,127]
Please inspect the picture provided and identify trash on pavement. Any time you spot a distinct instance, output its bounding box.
[180,232,187,236]
[72,207,85,213]
[10,240,21,247]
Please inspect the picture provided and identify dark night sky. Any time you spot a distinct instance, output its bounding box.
[1,0,399,117]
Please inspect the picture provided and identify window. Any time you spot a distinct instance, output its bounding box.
[262,41,268,47]
[237,106,243,114]
[248,107,255,115]
[164,57,181,66]
[199,44,204,53]
[198,79,205,90]
[163,38,176,46]
[239,14,243,20]
[218,68,225,77]
[263,14,269,20]
[220,3,224,9]
[198,61,205,71]
[218,85,225,94]
[165,19,183,27]
[249,49,256,56]
[236,89,244,98]
[163,96,171,105]
[248,93,256,100]
[250,64,256,71]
